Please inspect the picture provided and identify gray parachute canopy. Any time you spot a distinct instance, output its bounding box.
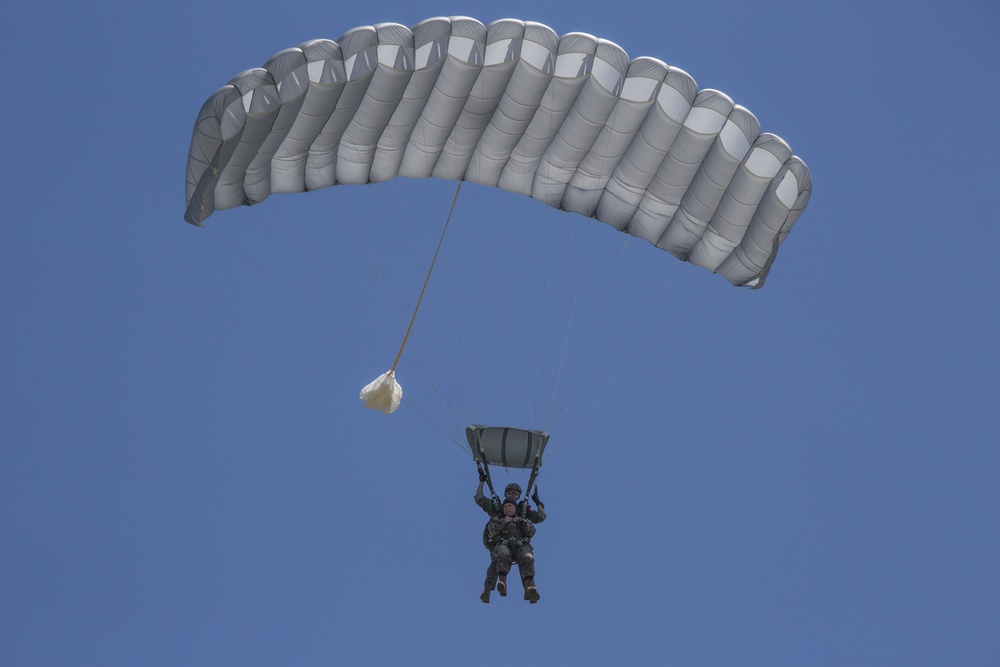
[185,16,812,287]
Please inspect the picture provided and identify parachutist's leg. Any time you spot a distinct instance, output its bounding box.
[481,559,498,603]
[491,545,512,575]
[523,577,539,603]
[514,546,535,582]
[485,559,498,590]
[515,546,539,603]
[492,545,512,597]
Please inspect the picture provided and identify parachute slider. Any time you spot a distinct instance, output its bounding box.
[360,370,402,414]
[466,425,549,498]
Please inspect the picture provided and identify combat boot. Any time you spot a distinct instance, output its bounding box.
[480,589,490,604]
[523,578,540,603]
[497,574,507,597]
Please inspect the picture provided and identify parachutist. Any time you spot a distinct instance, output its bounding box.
[475,479,545,603]
[483,499,539,603]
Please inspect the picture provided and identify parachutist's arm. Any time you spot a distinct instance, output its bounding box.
[519,503,545,523]
[474,488,494,514]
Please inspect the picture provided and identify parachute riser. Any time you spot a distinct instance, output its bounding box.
[469,425,548,505]
[476,460,498,499]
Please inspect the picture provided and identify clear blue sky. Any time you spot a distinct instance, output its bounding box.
[2,1,998,665]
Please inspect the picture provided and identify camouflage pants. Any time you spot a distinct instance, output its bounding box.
[484,542,535,590]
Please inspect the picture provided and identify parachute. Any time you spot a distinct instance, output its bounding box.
[184,16,811,289]
[359,370,403,414]
[183,16,813,474]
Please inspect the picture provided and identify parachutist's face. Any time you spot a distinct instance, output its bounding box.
[503,504,517,517]
[505,489,520,500]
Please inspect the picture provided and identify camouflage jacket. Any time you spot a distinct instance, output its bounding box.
[485,515,536,547]
[474,489,546,523]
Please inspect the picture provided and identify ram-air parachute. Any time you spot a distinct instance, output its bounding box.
[185,16,810,281]
[184,16,811,473]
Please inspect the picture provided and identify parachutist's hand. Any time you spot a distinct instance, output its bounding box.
[531,488,542,506]
[478,467,487,483]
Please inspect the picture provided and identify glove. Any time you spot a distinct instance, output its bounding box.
[531,487,542,506]
[477,466,487,483]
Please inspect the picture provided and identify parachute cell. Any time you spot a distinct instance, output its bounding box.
[184,16,811,287]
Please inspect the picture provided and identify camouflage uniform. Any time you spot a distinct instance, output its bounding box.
[486,515,536,579]
[475,489,546,536]
[475,487,545,599]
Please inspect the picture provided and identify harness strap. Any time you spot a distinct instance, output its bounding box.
[473,431,498,498]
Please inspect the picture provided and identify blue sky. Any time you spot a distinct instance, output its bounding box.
[2,1,998,665]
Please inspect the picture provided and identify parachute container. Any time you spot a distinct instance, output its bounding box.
[360,371,403,414]
[466,425,549,469]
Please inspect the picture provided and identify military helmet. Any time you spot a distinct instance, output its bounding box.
[504,483,522,495]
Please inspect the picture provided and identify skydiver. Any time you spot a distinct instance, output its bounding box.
[475,479,546,524]
[481,498,539,603]
[475,474,545,603]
